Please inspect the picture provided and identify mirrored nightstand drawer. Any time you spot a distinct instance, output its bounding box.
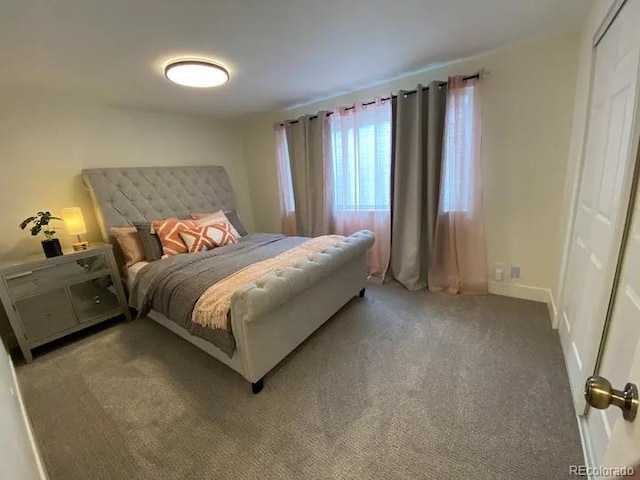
[3,254,109,298]
[37,254,109,284]
[4,271,41,298]
[14,288,78,342]
[70,254,108,275]
[69,275,120,322]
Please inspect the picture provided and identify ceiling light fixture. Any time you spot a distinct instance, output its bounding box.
[164,60,229,88]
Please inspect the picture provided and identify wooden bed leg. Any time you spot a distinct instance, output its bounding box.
[251,379,264,395]
[359,288,366,298]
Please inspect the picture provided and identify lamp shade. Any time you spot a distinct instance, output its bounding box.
[61,207,87,236]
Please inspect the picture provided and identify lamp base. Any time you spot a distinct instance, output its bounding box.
[72,241,89,251]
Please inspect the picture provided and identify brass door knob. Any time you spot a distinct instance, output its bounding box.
[584,376,638,422]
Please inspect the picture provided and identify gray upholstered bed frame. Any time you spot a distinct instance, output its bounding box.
[81,166,374,394]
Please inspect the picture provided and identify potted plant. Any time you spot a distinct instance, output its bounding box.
[19,211,64,258]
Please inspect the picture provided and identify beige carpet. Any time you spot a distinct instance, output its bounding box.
[15,282,583,480]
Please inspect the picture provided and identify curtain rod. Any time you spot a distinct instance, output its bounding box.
[352,72,480,108]
[278,73,481,126]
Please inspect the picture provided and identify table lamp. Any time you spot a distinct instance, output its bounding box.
[62,207,89,251]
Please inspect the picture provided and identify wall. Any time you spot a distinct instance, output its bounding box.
[242,34,580,304]
[0,91,255,340]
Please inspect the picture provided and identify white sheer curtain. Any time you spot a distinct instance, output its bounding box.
[274,100,392,280]
[274,124,296,235]
[329,99,392,280]
[428,76,487,294]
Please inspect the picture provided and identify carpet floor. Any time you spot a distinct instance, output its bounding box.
[15,282,583,480]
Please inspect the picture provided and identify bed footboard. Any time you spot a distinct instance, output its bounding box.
[230,230,374,386]
[232,230,374,322]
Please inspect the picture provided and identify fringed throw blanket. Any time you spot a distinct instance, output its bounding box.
[130,233,344,357]
[192,235,344,337]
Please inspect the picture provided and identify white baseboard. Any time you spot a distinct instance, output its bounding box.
[487,281,557,326]
[487,280,550,302]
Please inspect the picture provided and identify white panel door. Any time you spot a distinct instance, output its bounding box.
[0,348,46,480]
[559,0,640,453]
[598,164,640,470]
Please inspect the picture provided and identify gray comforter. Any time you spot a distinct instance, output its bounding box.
[130,233,308,356]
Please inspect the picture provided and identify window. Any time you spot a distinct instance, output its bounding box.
[329,104,392,212]
[275,127,295,213]
[274,100,392,217]
[441,85,475,213]
[274,102,392,277]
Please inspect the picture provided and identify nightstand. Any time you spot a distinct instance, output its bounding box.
[0,243,131,362]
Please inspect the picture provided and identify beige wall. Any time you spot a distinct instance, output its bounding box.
[243,34,580,298]
[0,92,255,339]
[0,93,255,259]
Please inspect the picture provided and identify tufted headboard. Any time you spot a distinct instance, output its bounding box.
[82,166,238,241]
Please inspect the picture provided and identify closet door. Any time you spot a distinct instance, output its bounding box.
[559,0,640,467]
[0,345,46,479]
[594,150,640,470]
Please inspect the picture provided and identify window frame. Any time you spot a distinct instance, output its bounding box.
[329,113,392,213]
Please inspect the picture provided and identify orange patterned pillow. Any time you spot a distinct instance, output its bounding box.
[152,219,197,256]
[178,224,240,253]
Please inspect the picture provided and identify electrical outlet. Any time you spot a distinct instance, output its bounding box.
[510,266,521,280]
[494,263,504,282]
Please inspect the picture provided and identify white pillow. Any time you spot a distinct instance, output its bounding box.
[194,211,241,239]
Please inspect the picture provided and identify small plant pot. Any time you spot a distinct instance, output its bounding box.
[42,238,63,258]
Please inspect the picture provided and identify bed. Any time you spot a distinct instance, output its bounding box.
[81,166,374,393]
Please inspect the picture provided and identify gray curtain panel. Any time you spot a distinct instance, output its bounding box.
[390,82,446,290]
[284,113,332,237]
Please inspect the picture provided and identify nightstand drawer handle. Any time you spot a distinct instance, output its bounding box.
[5,271,33,281]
